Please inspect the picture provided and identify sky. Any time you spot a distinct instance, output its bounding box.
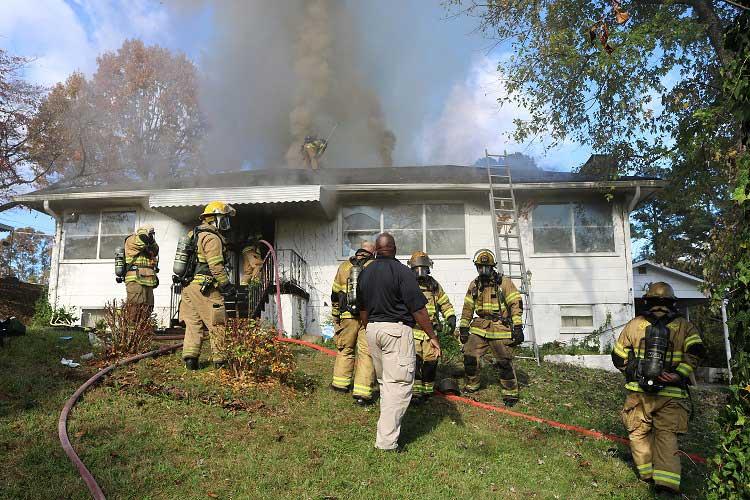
[1,0,593,232]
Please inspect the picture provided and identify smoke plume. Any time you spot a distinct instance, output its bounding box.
[184,0,395,169]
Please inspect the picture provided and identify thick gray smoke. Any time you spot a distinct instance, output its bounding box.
[185,0,396,169]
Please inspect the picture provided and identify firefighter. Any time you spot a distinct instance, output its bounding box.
[407,251,455,404]
[459,249,524,406]
[240,238,263,286]
[330,241,376,405]
[302,135,328,170]
[180,201,236,370]
[123,224,159,311]
[611,282,705,494]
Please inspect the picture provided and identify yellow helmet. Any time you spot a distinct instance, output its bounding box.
[407,251,432,269]
[473,248,496,266]
[136,224,154,236]
[200,201,236,219]
[644,282,677,300]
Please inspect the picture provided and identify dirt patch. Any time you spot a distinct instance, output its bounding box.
[0,278,43,322]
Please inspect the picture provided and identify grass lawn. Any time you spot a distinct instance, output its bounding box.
[0,329,726,499]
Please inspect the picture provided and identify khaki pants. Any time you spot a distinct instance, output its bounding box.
[366,322,415,450]
[126,282,154,308]
[621,392,689,492]
[414,336,439,396]
[179,282,227,362]
[332,318,376,398]
[463,333,518,398]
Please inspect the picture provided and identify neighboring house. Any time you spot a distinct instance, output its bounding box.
[632,260,709,318]
[13,162,663,345]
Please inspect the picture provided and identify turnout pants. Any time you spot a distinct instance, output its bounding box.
[126,282,154,309]
[414,336,439,396]
[332,318,376,399]
[366,322,416,450]
[463,333,518,398]
[621,392,689,492]
[180,282,227,363]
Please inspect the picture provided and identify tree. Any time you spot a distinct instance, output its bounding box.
[0,49,58,200]
[30,39,206,184]
[0,227,52,284]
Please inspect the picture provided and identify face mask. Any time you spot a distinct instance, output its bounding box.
[477,265,494,279]
[217,215,231,231]
[413,266,430,279]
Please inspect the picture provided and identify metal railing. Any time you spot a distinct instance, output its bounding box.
[275,249,309,293]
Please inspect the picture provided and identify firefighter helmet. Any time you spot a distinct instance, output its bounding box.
[473,249,497,266]
[407,251,433,269]
[137,224,155,235]
[644,282,677,300]
[200,201,236,219]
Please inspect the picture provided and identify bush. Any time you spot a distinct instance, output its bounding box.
[219,319,296,383]
[99,300,155,358]
[30,294,53,327]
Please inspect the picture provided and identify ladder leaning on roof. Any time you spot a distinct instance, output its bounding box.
[484,149,540,365]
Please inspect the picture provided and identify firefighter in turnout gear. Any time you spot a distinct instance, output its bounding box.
[240,239,263,286]
[180,201,237,370]
[611,282,705,494]
[407,251,455,403]
[302,135,328,170]
[123,225,159,309]
[330,241,376,404]
[459,249,524,406]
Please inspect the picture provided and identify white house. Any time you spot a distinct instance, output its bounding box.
[632,260,709,318]
[13,162,663,345]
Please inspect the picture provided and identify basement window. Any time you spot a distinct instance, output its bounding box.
[560,305,594,332]
[342,204,466,257]
[63,210,136,260]
[532,202,615,254]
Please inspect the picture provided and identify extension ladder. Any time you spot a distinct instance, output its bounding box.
[485,150,540,365]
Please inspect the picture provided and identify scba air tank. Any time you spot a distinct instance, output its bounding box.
[173,233,194,280]
[114,247,126,283]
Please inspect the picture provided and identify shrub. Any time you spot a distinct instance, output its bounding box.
[30,294,53,327]
[99,300,155,358]
[219,319,296,383]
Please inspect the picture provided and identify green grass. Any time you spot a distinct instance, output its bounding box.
[0,329,726,499]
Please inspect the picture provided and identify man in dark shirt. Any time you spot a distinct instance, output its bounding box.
[357,233,441,451]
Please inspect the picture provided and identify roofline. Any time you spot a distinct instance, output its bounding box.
[14,178,664,203]
[633,260,704,283]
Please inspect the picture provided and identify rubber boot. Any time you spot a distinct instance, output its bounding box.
[185,357,199,370]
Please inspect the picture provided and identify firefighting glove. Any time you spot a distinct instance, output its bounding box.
[218,282,236,298]
[459,326,470,344]
[443,316,457,336]
[510,325,524,346]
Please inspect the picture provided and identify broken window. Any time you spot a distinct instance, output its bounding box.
[532,202,614,254]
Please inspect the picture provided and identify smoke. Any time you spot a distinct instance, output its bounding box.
[181,0,395,169]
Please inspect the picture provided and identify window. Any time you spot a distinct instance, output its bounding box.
[638,266,647,275]
[560,305,594,330]
[532,202,614,254]
[63,210,136,260]
[341,204,466,257]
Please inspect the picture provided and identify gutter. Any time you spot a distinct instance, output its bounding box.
[627,185,642,212]
[43,200,62,309]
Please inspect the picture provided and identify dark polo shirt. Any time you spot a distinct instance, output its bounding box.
[357,255,427,327]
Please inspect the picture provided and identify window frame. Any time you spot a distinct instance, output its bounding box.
[61,208,138,263]
[530,201,617,257]
[339,202,469,260]
[559,304,595,334]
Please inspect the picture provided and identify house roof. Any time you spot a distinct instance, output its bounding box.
[632,260,704,284]
[17,165,662,199]
[0,222,13,232]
